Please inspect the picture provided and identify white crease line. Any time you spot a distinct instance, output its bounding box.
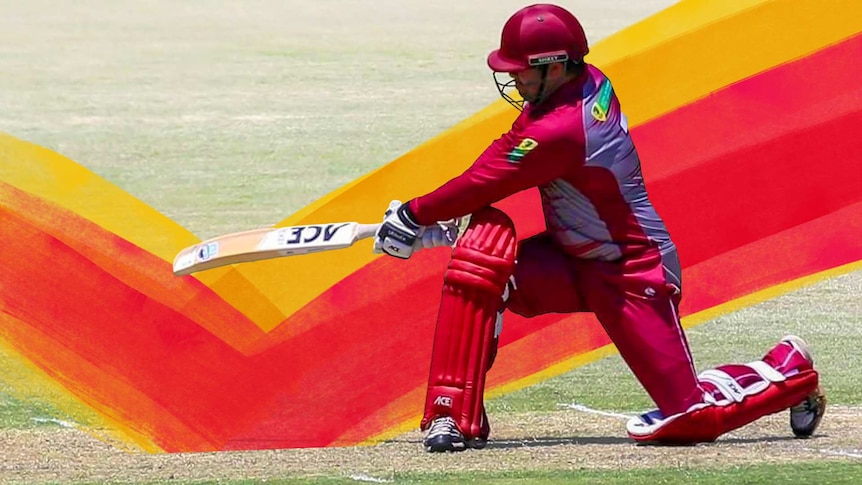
[558,403,632,421]
[804,448,862,459]
[32,417,78,428]
[349,474,393,483]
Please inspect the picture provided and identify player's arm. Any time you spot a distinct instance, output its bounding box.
[374,119,580,259]
[408,121,580,225]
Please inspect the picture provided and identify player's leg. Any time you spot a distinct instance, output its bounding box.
[577,249,705,416]
[421,207,517,452]
[626,334,823,443]
[422,228,592,451]
[576,248,822,443]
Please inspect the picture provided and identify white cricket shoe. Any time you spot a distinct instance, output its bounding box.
[423,416,466,452]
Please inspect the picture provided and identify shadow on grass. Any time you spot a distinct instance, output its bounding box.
[387,432,811,450]
[485,436,632,448]
[632,435,803,447]
[719,435,813,444]
[487,434,803,449]
[383,435,632,448]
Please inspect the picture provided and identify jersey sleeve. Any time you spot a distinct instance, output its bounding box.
[409,116,582,225]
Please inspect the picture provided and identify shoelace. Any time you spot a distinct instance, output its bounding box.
[428,417,458,436]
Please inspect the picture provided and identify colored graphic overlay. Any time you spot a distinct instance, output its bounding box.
[1,0,860,452]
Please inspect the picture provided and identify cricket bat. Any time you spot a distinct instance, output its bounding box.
[172,222,380,276]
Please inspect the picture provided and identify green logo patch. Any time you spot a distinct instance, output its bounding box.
[591,79,614,122]
[507,138,539,162]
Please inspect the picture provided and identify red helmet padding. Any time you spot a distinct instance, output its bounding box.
[488,3,589,72]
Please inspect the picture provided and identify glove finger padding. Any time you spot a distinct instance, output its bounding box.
[416,220,460,250]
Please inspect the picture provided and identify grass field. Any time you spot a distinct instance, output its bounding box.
[1,0,860,483]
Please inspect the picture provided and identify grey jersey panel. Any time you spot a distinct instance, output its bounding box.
[539,65,675,261]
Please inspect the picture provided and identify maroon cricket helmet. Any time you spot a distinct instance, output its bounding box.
[487,4,589,73]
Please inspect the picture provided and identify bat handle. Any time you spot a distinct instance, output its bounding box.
[355,223,381,241]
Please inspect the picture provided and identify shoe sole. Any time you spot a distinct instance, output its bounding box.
[790,386,827,438]
[424,436,466,453]
[424,436,487,452]
[782,335,826,438]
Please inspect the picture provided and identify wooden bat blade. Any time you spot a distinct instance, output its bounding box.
[173,222,379,276]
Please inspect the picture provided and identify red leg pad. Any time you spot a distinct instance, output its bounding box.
[627,361,819,444]
[421,207,517,440]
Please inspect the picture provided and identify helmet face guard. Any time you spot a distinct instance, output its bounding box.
[492,73,525,111]
[492,51,570,112]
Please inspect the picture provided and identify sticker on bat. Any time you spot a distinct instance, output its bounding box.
[197,242,219,261]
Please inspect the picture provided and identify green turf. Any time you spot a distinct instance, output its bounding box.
[123,461,862,484]
[0,387,102,433]
[0,391,47,429]
[0,387,74,429]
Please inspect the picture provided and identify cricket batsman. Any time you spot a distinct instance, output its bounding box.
[373,3,826,452]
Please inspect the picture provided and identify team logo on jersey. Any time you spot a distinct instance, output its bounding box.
[507,138,539,162]
[591,79,614,122]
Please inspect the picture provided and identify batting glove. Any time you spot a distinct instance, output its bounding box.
[374,200,424,259]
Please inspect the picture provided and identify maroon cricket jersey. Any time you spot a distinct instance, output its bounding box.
[409,65,675,262]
